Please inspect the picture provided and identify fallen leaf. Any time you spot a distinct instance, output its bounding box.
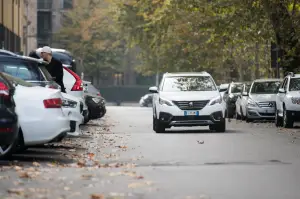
[14,166,22,171]
[88,153,95,159]
[69,149,76,152]
[77,160,86,167]
[116,145,127,149]
[33,162,41,167]
[18,171,31,178]
[7,188,25,195]
[90,193,105,199]
[81,174,94,179]
[64,187,70,191]
[0,176,10,180]
[136,175,144,179]
[197,140,204,144]
[128,181,152,188]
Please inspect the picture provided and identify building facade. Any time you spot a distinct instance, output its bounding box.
[0,0,24,52]
[37,0,73,47]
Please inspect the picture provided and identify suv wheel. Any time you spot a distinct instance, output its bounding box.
[275,109,283,127]
[283,108,293,128]
[213,119,226,132]
[153,117,165,133]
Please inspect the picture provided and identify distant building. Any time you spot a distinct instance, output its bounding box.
[0,0,24,52]
[24,0,37,55]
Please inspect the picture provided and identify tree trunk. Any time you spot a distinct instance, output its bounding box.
[255,42,260,79]
[262,0,300,73]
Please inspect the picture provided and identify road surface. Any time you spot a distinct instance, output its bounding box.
[1,106,300,199]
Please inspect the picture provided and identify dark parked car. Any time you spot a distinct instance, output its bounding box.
[223,82,243,118]
[84,82,106,119]
[139,94,153,107]
[0,72,18,159]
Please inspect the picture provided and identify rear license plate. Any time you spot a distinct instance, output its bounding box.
[184,111,199,116]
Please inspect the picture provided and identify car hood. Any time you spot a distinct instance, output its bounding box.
[249,94,277,102]
[160,91,219,101]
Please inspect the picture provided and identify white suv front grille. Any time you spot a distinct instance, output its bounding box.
[258,101,275,108]
[173,100,210,110]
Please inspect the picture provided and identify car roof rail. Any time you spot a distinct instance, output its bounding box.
[20,56,49,65]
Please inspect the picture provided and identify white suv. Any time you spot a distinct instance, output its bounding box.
[149,72,225,133]
[275,72,300,128]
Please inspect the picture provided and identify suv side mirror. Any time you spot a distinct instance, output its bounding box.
[149,86,158,93]
[242,92,248,96]
[278,88,286,93]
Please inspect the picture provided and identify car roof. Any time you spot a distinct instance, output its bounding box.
[0,54,48,64]
[163,72,211,77]
[0,49,19,56]
[253,78,282,82]
[291,74,300,78]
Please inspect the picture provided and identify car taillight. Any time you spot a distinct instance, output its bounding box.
[64,67,83,91]
[0,127,13,133]
[0,82,9,99]
[43,98,62,108]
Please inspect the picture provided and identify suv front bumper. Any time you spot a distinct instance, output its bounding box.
[157,104,225,127]
[246,106,275,119]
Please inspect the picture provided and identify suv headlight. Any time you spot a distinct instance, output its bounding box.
[159,97,173,106]
[62,99,77,108]
[247,98,256,107]
[209,96,222,106]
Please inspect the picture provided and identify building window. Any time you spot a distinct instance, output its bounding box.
[62,0,73,9]
[37,11,52,39]
[37,0,52,10]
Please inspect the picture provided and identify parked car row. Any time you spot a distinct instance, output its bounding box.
[0,49,106,159]
[220,72,300,128]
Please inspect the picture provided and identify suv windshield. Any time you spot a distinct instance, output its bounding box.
[230,84,243,93]
[162,76,216,92]
[250,81,281,94]
[289,78,300,91]
[0,60,45,81]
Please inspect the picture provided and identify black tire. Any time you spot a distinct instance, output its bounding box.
[283,107,293,128]
[246,117,253,123]
[214,119,226,132]
[0,133,18,160]
[15,129,29,153]
[153,117,165,133]
[209,125,216,131]
[275,109,283,127]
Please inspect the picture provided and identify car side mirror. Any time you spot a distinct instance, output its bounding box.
[149,86,158,93]
[278,88,286,93]
[242,92,248,96]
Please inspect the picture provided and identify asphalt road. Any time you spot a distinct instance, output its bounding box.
[1,106,300,199]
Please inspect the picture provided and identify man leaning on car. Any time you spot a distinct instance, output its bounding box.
[40,46,66,93]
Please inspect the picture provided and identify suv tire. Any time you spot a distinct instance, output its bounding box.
[213,119,226,132]
[153,117,165,133]
[283,108,293,128]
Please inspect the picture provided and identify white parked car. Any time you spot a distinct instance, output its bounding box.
[235,82,251,119]
[245,79,281,122]
[2,73,78,149]
[275,72,300,128]
[219,83,229,98]
[149,72,226,133]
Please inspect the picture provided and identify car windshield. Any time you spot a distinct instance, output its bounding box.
[0,60,45,81]
[289,78,300,91]
[52,52,73,65]
[162,76,217,92]
[230,84,243,93]
[219,87,228,92]
[250,81,281,94]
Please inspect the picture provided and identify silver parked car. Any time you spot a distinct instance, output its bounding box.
[245,79,281,122]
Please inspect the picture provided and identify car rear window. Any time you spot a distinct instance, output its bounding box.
[0,60,45,81]
[2,73,34,87]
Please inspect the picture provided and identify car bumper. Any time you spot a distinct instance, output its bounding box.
[157,103,225,127]
[86,100,106,119]
[246,106,276,119]
[21,116,70,146]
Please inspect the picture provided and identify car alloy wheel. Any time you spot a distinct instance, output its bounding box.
[0,142,16,159]
[283,108,293,128]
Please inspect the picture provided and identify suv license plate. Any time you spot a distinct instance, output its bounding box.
[184,111,199,116]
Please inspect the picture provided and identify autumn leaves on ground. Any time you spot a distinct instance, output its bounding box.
[0,116,154,199]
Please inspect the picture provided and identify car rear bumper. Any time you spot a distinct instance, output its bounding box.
[86,99,106,119]
[158,111,224,127]
[21,116,70,146]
